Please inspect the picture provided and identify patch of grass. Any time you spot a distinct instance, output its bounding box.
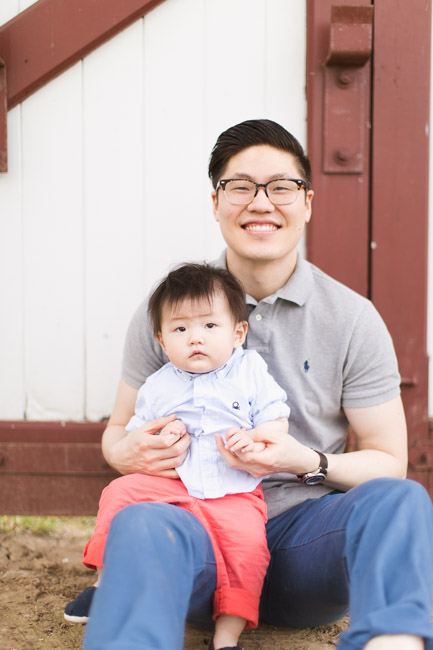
[0,516,95,536]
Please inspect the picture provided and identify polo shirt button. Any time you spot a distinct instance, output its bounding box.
[255,314,262,321]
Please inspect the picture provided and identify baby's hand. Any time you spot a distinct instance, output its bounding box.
[224,426,256,454]
[159,419,186,441]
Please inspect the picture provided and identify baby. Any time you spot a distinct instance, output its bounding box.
[66,263,290,650]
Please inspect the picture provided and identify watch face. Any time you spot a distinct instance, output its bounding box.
[304,473,326,485]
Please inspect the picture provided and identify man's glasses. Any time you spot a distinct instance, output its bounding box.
[216,178,307,206]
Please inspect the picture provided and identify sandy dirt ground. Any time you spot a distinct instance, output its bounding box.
[0,521,348,650]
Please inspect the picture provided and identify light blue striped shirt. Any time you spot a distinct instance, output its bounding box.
[126,347,290,499]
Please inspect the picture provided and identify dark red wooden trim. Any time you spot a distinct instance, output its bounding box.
[0,420,118,515]
[307,0,431,493]
[0,476,115,515]
[306,0,372,297]
[0,57,6,172]
[370,0,431,476]
[0,0,165,109]
[0,419,105,442]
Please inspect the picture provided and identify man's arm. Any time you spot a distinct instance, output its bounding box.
[102,378,190,477]
[215,396,407,490]
[325,395,407,489]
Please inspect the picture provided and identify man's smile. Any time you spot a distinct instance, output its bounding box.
[242,222,281,232]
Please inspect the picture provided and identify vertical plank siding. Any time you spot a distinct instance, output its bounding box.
[0,1,20,26]
[22,64,84,420]
[83,22,145,420]
[0,0,307,422]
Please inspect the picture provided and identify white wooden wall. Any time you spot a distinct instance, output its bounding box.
[0,0,308,421]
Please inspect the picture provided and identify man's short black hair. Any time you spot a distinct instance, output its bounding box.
[148,262,248,335]
[208,118,312,190]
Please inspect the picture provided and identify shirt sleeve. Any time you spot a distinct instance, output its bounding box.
[342,300,401,408]
[122,298,167,389]
[247,351,291,426]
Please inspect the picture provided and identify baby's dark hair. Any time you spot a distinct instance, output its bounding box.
[148,263,249,335]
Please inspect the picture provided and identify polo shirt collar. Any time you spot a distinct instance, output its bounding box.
[214,249,314,307]
[269,256,314,307]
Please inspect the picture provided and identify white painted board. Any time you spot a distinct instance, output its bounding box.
[21,64,84,419]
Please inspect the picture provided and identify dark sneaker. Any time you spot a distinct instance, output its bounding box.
[64,586,96,623]
[208,641,244,650]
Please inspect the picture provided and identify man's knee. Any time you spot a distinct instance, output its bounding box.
[356,477,431,510]
[110,501,186,535]
[109,502,215,555]
[347,478,433,538]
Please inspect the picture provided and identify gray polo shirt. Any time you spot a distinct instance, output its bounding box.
[122,252,401,518]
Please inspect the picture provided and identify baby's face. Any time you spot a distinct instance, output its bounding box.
[157,291,247,374]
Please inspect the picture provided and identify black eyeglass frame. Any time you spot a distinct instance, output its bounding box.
[216,178,308,205]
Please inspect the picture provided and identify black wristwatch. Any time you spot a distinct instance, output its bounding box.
[297,450,328,485]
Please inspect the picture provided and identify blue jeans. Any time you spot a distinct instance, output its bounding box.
[83,478,433,650]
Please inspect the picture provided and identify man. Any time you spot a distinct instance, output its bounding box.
[82,120,433,650]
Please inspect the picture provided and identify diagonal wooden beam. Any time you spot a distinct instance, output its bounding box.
[0,0,165,109]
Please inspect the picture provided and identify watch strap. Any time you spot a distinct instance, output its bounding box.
[297,450,328,482]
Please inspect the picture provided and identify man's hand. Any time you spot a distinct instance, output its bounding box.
[106,414,191,478]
